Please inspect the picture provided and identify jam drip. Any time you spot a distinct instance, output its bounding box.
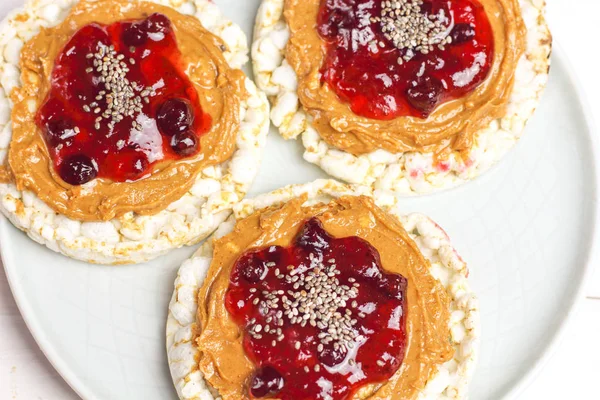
[225,218,408,400]
[317,0,494,119]
[36,13,212,185]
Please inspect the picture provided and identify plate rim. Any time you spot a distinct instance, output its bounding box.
[497,41,600,399]
[1,217,96,400]
[1,43,598,400]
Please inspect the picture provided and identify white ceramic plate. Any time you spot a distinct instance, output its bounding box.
[1,1,598,399]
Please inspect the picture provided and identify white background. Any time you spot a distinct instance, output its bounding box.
[1,0,599,399]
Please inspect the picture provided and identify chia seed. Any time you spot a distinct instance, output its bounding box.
[374,0,450,62]
[246,255,363,363]
[84,44,154,133]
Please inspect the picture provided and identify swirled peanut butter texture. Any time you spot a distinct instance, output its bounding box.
[195,196,453,399]
[0,0,246,221]
[284,0,526,156]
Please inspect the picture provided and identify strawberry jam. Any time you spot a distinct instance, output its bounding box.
[317,0,494,119]
[225,218,408,400]
[36,13,212,185]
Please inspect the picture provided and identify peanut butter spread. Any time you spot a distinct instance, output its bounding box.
[0,0,246,221]
[284,0,526,156]
[195,196,453,399]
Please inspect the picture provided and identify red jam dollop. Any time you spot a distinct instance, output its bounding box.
[36,13,212,185]
[225,218,408,400]
[317,0,494,119]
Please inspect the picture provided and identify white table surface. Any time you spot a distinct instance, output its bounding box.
[1,0,599,399]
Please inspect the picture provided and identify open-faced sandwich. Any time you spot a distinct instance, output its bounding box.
[253,0,551,194]
[167,180,480,399]
[0,0,270,264]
